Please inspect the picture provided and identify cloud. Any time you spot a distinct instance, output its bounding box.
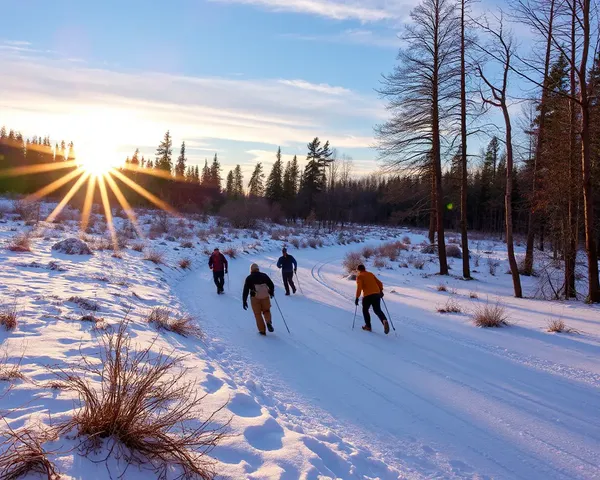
[282,28,400,48]
[212,0,398,22]
[0,44,383,170]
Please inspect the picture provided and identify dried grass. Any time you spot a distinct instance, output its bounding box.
[546,318,579,334]
[54,322,226,479]
[0,425,60,480]
[437,298,462,314]
[437,283,448,292]
[179,258,192,270]
[68,296,99,312]
[0,303,18,331]
[446,244,462,259]
[222,247,236,259]
[181,241,194,249]
[144,249,166,265]
[147,308,203,338]
[473,301,509,328]
[342,252,363,275]
[7,234,31,253]
[402,236,411,245]
[131,242,145,252]
[361,246,375,259]
[373,256,388,269]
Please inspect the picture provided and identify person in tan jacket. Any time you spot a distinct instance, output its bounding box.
[355,264,390,334]
[242,264,275,335]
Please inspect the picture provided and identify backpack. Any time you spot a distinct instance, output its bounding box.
[254,283,270,300]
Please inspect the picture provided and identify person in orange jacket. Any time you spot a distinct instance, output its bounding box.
[355,264,390,334]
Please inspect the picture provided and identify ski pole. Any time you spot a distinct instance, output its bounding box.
[352,304,358,330]
[295,271,304,295]
[273,296,291,334]
[381,298,397,332]
[227,272,230,290]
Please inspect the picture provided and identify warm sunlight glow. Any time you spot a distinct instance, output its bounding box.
[77,144,122,177]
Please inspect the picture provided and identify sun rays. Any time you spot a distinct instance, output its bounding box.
[0,156,183,251]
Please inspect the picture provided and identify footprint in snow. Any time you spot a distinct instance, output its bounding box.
[228,392,262,418]
[200,373,224,394]
[244,417,285,451]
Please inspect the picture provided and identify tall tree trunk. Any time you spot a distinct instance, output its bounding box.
[433,1,448,275]
[460,0,471,279]
[524,0,556,276]
[503,105,523,298]
[429,163,437,244]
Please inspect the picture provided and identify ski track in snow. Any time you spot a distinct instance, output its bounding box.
[177,238,600,480]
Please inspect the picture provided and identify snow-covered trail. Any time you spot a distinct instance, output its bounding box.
[177,244,600,480]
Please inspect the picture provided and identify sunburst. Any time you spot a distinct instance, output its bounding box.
[0,143,184,251]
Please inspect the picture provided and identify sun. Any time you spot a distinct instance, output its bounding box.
[77,145,122,177]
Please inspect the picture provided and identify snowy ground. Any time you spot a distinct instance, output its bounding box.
[1,198,599,479]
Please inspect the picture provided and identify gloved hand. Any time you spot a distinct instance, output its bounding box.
[294,268,297,274]
[269,291,274,299]
[225,269,228,274]
[380,292,384,298]
[243,302,248,310]
[355,297,359,306]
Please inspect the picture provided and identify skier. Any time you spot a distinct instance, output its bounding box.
[242,264,276,335]
[355,264,390,334]
[208,248,228,294]
[276,247,298,295]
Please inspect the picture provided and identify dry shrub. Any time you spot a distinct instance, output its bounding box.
[80,314,102,323]
[290,238,300,249]
[408,255,425,270]
[54,322,225,479]
[547,318,579,334]
[0,302,18,331]
[343,252,363,275]
[13,200,40,223]
[473,301,509,328]
[446,244,462,259]
[68,296,99,312]
[421,243,436,255]
[181,240,194,249]
[361,246,375,259]
[144,249,166,265]
[487,257,500,276]
[0,357,24,382]
[307,238,318,249]
[373,256,388,269]
[147,308,203,338]
[0,426,60,480]
[300,239,308,249]
[149,212,171,237]
[222,247,236,259]
[131,242,144,252]
[402,235,411,245]
[179,258,192,270]
[437,298,462,314]
[469,291,478,299]
[437,283,448,292]
[7,234,31,253]
[220,198,270,228]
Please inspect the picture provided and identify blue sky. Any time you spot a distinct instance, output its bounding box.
[1,0,524,178]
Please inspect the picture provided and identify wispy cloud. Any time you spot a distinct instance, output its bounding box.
[213,0,401,22]
[0,44,383,170]
[282,28,400,48]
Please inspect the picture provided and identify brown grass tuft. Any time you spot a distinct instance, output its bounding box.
[222,247,236,259]
[144,249,166,264]
[361,246,375,259]
[181,241,194,249]
[147,308,203,338]
[469,291,478,299]
[547,318,579,334]
[54,322,225,479]
[131,242,145,252]
[437,298,462,314]
[373,256,388,269]
[437,283,448,292]
[0,303,18,331]
[0,426,60,480]
[473,301,509,328]
[7,234,31,253]
[179,258,192,270]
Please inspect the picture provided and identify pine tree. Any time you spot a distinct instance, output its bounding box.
[233,165,244,197]
[283,155,299,198]
[210,154,221,191]
[131,148,140,166]
[201,160,211,186]
[155,130,173,173]
[248,163,265,197]
[225,170,235,196]
[194,165,200,182]
[140,156,146,168]
[265,147,284,203]
[175,141,186,178]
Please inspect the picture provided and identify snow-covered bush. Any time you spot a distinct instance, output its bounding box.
[52,238,92,255]
[343,252,363,275]
[147,308,202,338]
[446,244,462,259]
[7,234,31,253]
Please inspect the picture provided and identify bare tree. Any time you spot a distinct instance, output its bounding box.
[476,14,524,298]
[376,0,461,275]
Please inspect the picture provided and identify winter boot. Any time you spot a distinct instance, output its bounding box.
[382,319,390,335]
[362,325,372,332]
[285,292,290,296]
[267,323,274,333]
[259,331,266,336]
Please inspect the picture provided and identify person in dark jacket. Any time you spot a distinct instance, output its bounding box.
[276,247,297,295]
[242,263,275,335]
[208,248,228,294]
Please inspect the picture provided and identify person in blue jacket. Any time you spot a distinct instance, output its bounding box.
[276,247,297,295]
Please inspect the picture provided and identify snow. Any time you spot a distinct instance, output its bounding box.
[1,199,599,479]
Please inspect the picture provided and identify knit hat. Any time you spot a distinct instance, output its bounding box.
[250,263,260,273]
